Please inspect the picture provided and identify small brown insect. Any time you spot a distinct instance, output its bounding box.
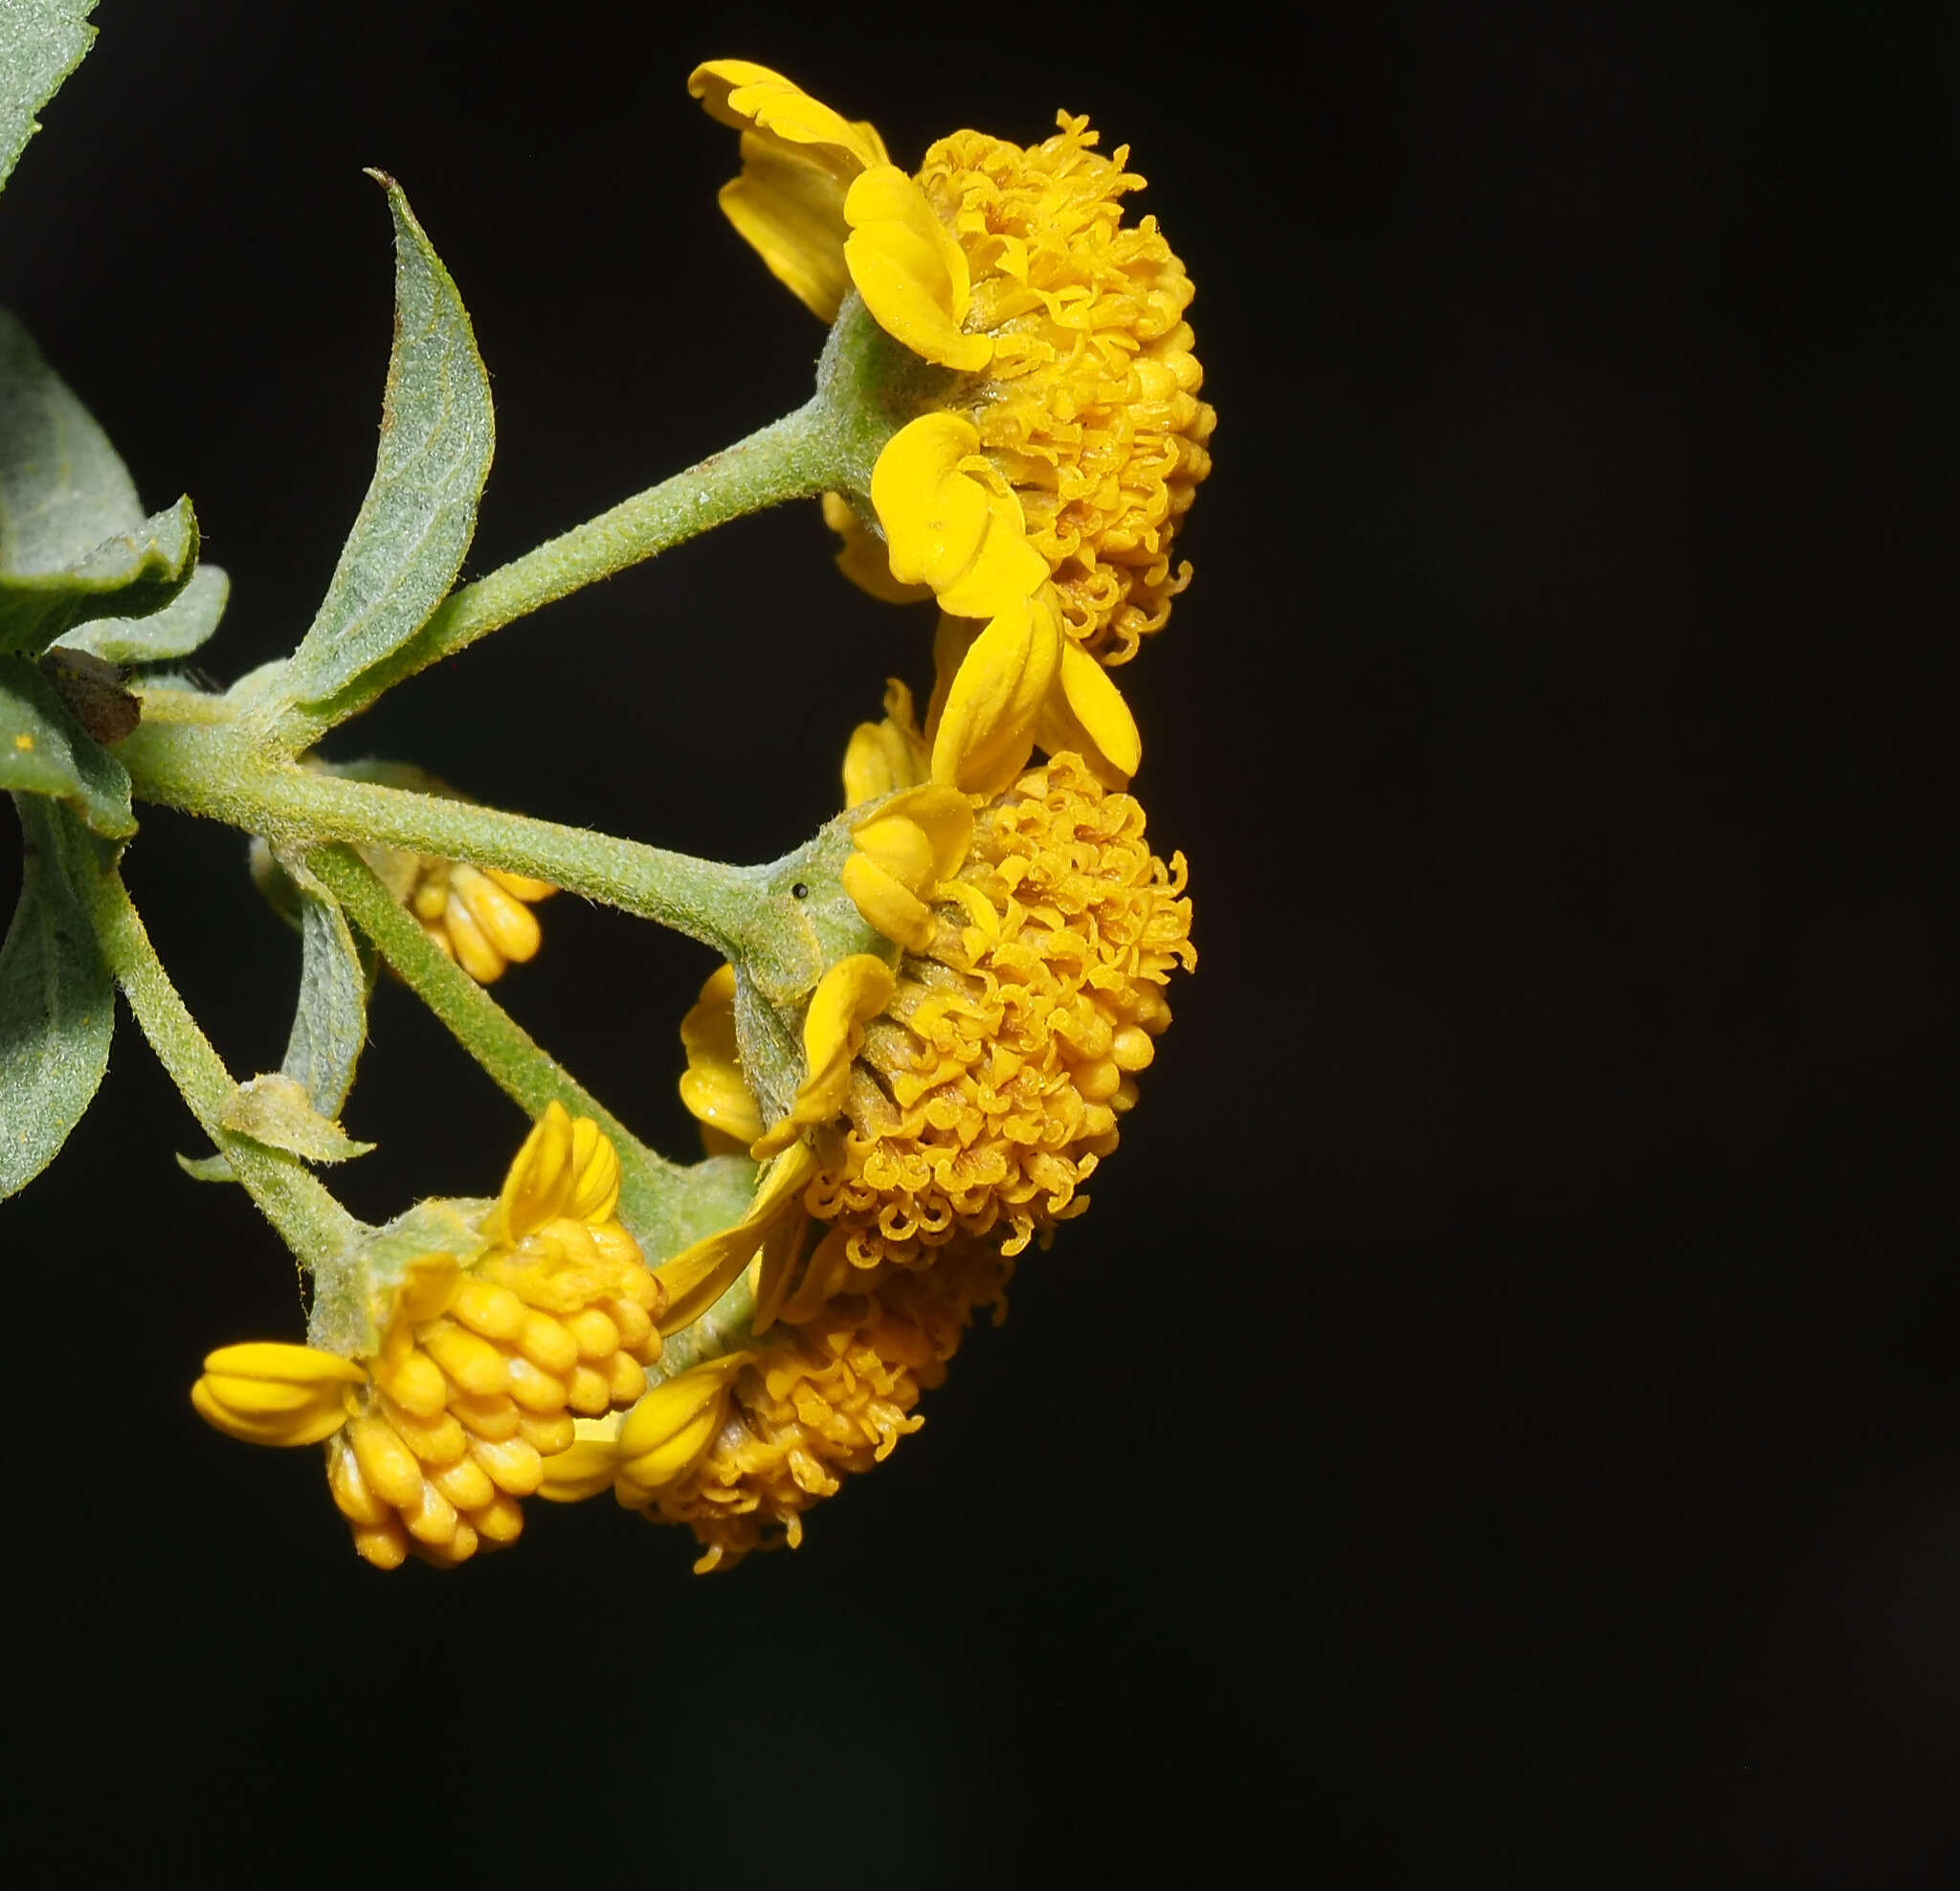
[41,647,141,745]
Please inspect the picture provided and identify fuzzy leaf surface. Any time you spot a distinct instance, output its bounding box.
[0,309,197,655]
[278,851,368,1120]
[218,1073,374,1164]
[0,0,97,193]
[0,793,113,1198]
[59,562,229,664]
[282,175,493,705]
[0,654,134,835]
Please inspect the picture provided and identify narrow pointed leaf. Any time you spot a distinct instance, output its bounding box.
[0,654,134,835]
[1,793,113,1198]
[59,561,229,663]
[282,175,494,705]
[278,849,368,1119]
[1,0,98,194]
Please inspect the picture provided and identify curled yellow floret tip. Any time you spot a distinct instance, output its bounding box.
[190,1102,666,1569]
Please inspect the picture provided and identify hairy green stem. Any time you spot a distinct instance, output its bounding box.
[275,399,840,748]
[120,718,766,956]
[308,844,681,1227]
[79,857,365,1271]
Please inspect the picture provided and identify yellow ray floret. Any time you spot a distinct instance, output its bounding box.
[869,413,1049,622]
[190,1103,664,1569]
[841,783,973,952]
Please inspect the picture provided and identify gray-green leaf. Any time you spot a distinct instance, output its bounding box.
[278,848,368,1120]
[0,495,198,656]
[0,792,113,1198]
[282,174,493,706]
[0,308,198,656]
[217,1073,374,1164]
[0,0,97,194]
[58,561,228,664]
[0,653,134,835]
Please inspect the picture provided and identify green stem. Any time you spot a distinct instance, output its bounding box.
[120,718,765,956]
[78,854,366,1272]
[309,844,680,1225]
[276,399,840,749]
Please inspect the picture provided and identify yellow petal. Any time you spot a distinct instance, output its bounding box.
[842,679,931,806]
[198,1343,367,1388]
[536,1415,627,1503]
[935,485,1047,620]
[849,812,937,891]
[872,413,991,590]
[870,416,1046,617]
[688,60,883,173]
[614,1353,752,1496]
[486,868,556,903]
[929,593,1064,795]
[841,788,973,948]
[749,1210,809,1334]
[189,1342,365,1447]
[1037,637,1143,785]
[678,963,765,1143]
[751,954,895,1158]
[873,785,974,883]
[452,864,543,964]
[840,854,935,954]
[441,895,505,983]
[487,1102,621,1243]
[718,140,855,321]
[493,1100,572,1242]
[566,1113,623,1226]
[822,491,933,604]
[842,166,991,371]
[652,1143,818,1336]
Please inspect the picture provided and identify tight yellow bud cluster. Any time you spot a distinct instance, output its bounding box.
[365,849,555,985]
[191,1105,663,1568]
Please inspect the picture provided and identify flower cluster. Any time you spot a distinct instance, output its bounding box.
[192,1104,663,1567]
[678,738,1193,1292]
[693,59,1215,784]
[185,57,1206,1577]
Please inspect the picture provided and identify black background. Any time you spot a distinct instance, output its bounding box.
[3,4,1956,1882]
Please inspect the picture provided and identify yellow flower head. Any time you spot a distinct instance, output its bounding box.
[692,59,1215,664]
[672,736,1193,1320]
[544,1241,1010,1572]
[190,1103,663,1569]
